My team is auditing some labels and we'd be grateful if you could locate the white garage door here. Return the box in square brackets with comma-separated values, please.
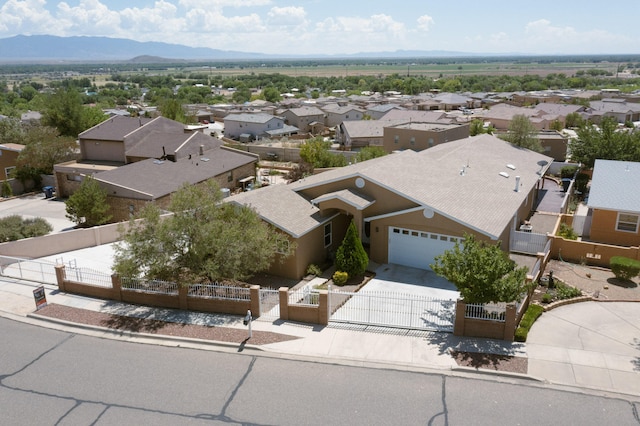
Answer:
[388, 227, 459, 270]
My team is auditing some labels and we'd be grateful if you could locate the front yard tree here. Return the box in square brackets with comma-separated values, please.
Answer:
[335, 221, 369, 277]
[113, 181, 293, 283]
[502, 114, 542, 152]
[65, 176, 112, 228]
[431, 234, 530, 303]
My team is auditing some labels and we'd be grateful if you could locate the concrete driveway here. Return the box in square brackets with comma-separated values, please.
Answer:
[364, 263, 460, 300]
[527, 301, 640, 396]
[0, 194, 75, 233]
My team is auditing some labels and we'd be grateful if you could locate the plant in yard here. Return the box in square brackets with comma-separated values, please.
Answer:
[431, 234, 531, 303]
[555, 282, 582, 300]
[306, 264, 322, 277]
[65, 176, 112, 227]
[541, 293, 553, 303]
[1, 180, 12, 198]
[332, 271, 348, 286]
[557, 223, 578, 240]
[335, 220, 369, 278]
[0, 215, 52, 242]
[610, 256, 640, 281]
[514, 304, 544, 342]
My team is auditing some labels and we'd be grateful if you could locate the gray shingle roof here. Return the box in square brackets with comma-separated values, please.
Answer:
[588, 159, 640, 212]
[79, 115, 154, 141]
[95, 147, 256, 199]
[233, 134, 552, 239]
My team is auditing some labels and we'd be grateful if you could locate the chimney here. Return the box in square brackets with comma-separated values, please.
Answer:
[515, 176, 520, 192]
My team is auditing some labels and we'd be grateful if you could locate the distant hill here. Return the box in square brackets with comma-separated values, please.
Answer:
[0, 35, 268, 62]
[0, 34, 484, 63]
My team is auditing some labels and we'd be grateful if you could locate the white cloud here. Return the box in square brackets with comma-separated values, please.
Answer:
[0, 0, 59, 34]
[178, 0, 271, 9]
[56, 0, 122, 36]
[267, 6, 306, 26]
[417, 15, 434, 32]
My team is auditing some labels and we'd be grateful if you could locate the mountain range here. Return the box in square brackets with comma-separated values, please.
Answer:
[0, 34, 478, 63]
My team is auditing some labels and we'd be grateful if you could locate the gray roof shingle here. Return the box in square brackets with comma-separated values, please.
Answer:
[588, 159, 640, 212]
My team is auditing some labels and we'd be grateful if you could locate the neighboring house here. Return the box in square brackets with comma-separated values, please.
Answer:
[477, 103, 554, 131]
[20, 110, 42, 124]
[382, 122, 470, 152]
[94, 145, 258, 221]
[537, 131, 568, 162]
[53, 116, 258, 220]
[321, 104, 365, 127]
[229, 134, 552, 279]
[223, 113, 296, 140]
[585, 159, 640, 247]
[587, 99, 640, 124]
[280, 106, 326, 134]
[336, 120, 398, 149]
[431, 93, 478, 111]
[0, 143, 25, 181]
[366, 104, 404, 120]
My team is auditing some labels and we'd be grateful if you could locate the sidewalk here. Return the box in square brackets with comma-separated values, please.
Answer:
[0, 276, 526, 374]
[2, 276, 639, 398]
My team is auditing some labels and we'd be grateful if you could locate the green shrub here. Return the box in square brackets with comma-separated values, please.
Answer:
[514, 304, 544, 342]
[0, 215, 53, 242]
[610, 256, 640, 281]
[541, 293, 552, 303]
[306, 264, 322, 276]
[332, 271, 348, 286]
[560, 165, 578, 178]
[557, 223, 578, 240]
[574, 173, 589, 195]
[335, 221, 369, 277]
[555, 282, 582, 300]
[1, 180, 12, 198]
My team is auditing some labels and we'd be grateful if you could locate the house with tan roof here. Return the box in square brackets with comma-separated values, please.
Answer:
[229, 134, 552, 279]
[280, 106, 326, 133]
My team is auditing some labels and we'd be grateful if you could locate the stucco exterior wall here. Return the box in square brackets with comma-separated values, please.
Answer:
[81, 139, 125, 162]
[589, 208, 640, 247]
[382, 124, 470, 152]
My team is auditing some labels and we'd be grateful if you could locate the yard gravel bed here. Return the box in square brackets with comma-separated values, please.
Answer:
[34, 304, 300, 346]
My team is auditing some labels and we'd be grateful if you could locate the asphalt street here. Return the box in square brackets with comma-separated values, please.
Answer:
[2, 317, 639, 425]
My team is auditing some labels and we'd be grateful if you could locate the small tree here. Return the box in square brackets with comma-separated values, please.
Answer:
[431, 234, 530, 303]
[501, 114, 542, 152]
[355, 146, 386, 162]
[335, 221, 369, 278]
[65, 176, 112, 227]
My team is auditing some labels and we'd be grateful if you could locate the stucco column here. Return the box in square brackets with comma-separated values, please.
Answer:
[503, 304, 517, 342]
[318, 290, 329, 325]
[250, 285, 261, 317]
[279, 287, 289, 321]
[111, 273, 122, 301]
[55, 264, 66, 291]
[453, 299, 466, 337]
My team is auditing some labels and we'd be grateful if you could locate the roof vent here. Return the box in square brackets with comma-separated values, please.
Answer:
[499, 172, 509, 178]
[200, 157, 210, 162]
[506, 164, 516, 170]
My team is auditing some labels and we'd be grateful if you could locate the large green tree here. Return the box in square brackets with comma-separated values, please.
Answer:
[431, 234, 530, 303]
[17, 125, 78, 174]
[572, 117, 640, 168]
[113, 181, 293, 283]
[501, 114, 542, 152]
[65, 176, 112, 228]
[299, 137, 347, 168]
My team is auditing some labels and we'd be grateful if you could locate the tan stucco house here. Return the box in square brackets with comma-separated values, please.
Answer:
[0, 143, 24, 181]
[585, 159, 640, 247]
[229, 134, 552, 279]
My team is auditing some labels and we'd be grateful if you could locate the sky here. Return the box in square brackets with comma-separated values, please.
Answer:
[1, 0, 639, 56]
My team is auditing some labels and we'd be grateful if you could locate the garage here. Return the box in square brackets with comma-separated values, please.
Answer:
[388, 227, 459, 270]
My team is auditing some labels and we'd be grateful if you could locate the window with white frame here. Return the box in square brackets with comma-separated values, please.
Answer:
[616, 212, 639, 233]
[4, 166, 15, 179]
[324, 222, 332, 247]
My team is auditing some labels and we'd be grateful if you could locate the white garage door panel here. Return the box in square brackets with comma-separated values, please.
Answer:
[388, 227, 457, 270]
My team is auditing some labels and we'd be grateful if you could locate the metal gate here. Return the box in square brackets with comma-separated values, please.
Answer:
[329, 290, 455, 332]
[258, 287, 280, 320]
[0, 255, 60, 285]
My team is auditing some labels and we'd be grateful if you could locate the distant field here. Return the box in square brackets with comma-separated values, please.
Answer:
[0, 58, 628, 87]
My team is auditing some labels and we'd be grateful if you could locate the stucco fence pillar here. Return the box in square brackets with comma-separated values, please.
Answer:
[454, 299, 518, 341]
